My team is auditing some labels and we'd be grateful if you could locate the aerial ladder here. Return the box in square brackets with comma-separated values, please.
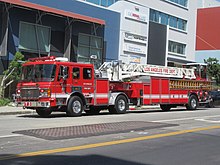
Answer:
[97, 61, 196, 81]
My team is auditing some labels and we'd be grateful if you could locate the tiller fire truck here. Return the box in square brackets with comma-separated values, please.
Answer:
[16, 56, 212, 117]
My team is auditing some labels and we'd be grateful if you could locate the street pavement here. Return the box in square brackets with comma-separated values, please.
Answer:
[0, 104, 160, 116]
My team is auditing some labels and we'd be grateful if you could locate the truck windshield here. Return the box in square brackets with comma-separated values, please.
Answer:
[21, 64, 56, 82]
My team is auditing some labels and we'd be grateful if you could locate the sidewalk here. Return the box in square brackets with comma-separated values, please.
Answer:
[0, 105, 35, 116]
[0, 104, 160, 116]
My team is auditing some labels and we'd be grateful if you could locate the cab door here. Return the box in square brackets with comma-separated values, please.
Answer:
[71, 66, 94, 105]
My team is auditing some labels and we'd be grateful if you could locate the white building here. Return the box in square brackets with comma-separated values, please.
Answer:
[79, 0, 198, 66]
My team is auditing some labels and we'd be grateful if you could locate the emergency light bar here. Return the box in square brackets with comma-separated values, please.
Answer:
[28, 56, 68, 62]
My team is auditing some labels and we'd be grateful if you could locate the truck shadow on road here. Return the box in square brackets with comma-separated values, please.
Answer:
[17, 107, 210, 119]
[0, 154, 154, 165]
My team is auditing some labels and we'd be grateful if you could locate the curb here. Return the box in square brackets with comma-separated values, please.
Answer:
[0, 105, 161, 116]
[0, 111, 36, 116]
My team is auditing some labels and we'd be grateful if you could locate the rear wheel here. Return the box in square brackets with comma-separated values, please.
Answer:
[36, 108, 53, 117]
[66, 96, 83, 117]
[109, 95, 128, 114]
[160, 104, 171, 111]
[186, 95, 198, 110]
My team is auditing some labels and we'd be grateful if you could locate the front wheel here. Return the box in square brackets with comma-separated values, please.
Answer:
[186, 95, 198, 110]
[36, 108, 53, 117]
[66, 96, 83, 117]
[109, 95, 128, 114]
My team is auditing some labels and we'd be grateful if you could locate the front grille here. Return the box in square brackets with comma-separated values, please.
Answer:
[21, 88, 40, 100]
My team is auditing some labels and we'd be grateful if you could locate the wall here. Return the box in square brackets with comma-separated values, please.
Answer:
[109, 0, 149, 64]
[0, 1, 105, 73]
[23, 0, 121, 61]
[195, 6, 220, 63]
[196, 7, 220, 50]
[129, 0, 197, 63]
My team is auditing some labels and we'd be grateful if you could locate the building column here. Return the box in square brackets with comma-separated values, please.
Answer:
[0, 4, 9, 57]
[64, 21, 72, 61]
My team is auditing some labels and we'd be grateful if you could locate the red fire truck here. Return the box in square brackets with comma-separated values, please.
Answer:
[16, 56, 212, 117]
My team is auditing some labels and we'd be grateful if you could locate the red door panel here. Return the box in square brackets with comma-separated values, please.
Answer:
[95, 79, 109, 105]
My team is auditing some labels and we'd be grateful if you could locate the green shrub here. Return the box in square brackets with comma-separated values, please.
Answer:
[0, 98, 11, 106]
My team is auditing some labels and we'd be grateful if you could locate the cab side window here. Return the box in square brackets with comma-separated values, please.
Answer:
[72, 67, 80, 79]
[58, 66, 69, 80]
[83, 68, 92, 79]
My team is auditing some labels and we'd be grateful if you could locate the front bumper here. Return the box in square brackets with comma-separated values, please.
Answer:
[199, 97, 213, 105]
[17, 101, 50, 108]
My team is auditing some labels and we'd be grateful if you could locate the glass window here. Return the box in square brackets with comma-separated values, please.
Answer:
[150, 10, 159, 22]
[85, 0, 118, 7]
[21, 64, 56, 82]
[19, 22, 51, 54]
[87, 0, 100, 5]
[101, 0, 107, 6]
[150, 9, 187, 31]
[83, 68, 92, 79]
[78, 33, 103, 68]
[160, 13, 168, 25]
[168, 41, 186, 55]
[35, 64, 56, 82]
[169, 16, 177, 28]
[166, 0, 188, 7]
[21, 65, 34, 82]
[58, 66, 69, 80]
[72, 68, 80, 79]
[78, 34, 90, 46]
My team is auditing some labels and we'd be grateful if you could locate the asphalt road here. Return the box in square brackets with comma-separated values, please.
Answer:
[1, 107, 220, 165]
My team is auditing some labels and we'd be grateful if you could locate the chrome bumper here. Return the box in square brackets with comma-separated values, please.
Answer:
[17, 101, 50, 108]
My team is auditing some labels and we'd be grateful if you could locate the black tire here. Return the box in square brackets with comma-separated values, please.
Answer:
[36, 108, 53, 117]
[109, 95, 128, 114]
[205, 101, 214, 108]
[160, 104, 171, 111]
[66, 96, 83, 117]
[186, 95, 198, 110]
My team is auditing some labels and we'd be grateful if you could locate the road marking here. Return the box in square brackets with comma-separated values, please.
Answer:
[0, 134, 22, 138]
[152, 115, 220, 123]
[195, 119, 220, 123]
[1, 125, 220, 161]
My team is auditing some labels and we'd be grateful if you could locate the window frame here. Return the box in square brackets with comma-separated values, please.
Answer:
[18, 21, 51, 55]
[150, 9, 187, 31]
[78, 33, 103, 68]
[72, 67, 80, 79]
[83, 68, 92, 79]
[168, 40, 186, 56]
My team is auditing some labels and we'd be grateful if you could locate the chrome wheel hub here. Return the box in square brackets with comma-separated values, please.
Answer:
[118, 99, 126, 111]
[191, 99, 197, 109]
[72, 100, 81, 113]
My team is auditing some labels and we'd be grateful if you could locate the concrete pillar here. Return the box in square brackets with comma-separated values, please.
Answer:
[0, 5, 9, 57]
[64, 23, 72, 61]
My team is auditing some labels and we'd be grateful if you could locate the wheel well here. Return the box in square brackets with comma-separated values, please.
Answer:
[67, 92, 86, 105]
[116, 93, 129, 103]
[189, 93, 198, 100]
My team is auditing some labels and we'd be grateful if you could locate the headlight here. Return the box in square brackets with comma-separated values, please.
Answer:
[16, 89, 21, 97]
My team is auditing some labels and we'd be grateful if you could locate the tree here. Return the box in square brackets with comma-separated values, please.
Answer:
[0, 52, 25, 98]
[204, 57, 220, 85]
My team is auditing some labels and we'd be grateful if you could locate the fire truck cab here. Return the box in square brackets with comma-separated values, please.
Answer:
[16, 56, 212, 117]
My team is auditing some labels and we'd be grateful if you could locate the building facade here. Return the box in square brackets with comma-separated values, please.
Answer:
[196, 4, 220, 63]
[81, 0, 198, 66]
[0, 0, 198, 75]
